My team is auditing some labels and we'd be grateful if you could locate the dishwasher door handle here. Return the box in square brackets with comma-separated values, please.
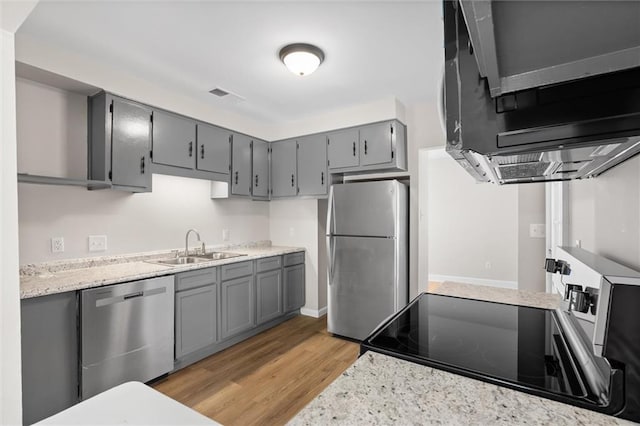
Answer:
[124, 291, 144, 300]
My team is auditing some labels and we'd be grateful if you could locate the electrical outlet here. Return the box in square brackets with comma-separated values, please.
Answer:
[89, 235, 107, 252]
[222, 229, 230, 241]
[485, 261, 491, 270]
[51, 237, 64, 253]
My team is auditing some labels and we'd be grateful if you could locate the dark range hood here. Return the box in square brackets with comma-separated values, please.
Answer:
[444, 1, 640, 184]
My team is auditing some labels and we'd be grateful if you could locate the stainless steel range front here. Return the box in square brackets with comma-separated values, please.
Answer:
[362, 247, 640, 422]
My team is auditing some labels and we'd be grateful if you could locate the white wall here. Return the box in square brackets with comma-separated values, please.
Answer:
[269, 199, 322, 315]
[426, 151, 519, 287]
[517, 184, 546, 292]
[16, 79, 270, 264]
[569, 156, 640, 270]
[2, 2, 38, 423]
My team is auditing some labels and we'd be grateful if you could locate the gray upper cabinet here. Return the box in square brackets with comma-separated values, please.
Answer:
[360, 122, 394, 166]
[327, 120, 406, 173]
[196, 124, 231, 175]
[231, 134, 252, 196]
[297, 134, 328, 197]
[89, 92, 152, 192]
[252, 139, 269, 200]
[327, 128, 359, 170]
[271, 139, 298, 198]
[152, 110, 196, 170]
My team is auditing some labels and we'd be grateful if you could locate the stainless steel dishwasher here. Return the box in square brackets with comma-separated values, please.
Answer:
[80, 275, 174, 399]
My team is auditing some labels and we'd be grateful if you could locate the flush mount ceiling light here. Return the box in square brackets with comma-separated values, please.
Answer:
[279, 43, 325, 76]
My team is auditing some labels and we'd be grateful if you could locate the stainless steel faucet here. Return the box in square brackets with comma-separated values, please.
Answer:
[185, 229, 202, 257]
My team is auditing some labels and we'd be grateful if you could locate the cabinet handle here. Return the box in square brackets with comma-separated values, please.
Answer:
[291, 174, 295, 187]
[235, 171, 239, 185]
[200, 144, 205, 159]
[188, 141, 193, 157]
[255, 174, 259, 187]
[321, 171, 324, 185]
[364, 140, 368, 155]
[352, 141, 356, 156]
[140, 156, 145, 174]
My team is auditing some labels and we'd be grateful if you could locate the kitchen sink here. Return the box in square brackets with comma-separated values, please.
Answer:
[149, 252, 246, 266]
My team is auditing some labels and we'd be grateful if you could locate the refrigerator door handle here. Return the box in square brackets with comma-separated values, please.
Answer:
[326, 236, 335, 283]
[327, 186, 335, 235]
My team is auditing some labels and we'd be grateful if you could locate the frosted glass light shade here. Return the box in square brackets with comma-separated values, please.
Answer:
[279, 44, 325, 76]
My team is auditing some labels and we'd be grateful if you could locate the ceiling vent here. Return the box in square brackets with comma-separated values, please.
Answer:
[209, 87, 229, 97]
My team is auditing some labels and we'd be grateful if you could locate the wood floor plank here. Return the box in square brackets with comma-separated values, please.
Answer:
[153, 315, 359, 425]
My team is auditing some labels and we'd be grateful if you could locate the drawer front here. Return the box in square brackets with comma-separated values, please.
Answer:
[175, 267, 217, 292]
[283, 252, 305, 267]
[256, 256, 282, 273]
[221, 260, 254, 281]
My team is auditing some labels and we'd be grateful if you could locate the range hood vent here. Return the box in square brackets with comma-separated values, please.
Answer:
[443, 0, 640, 185]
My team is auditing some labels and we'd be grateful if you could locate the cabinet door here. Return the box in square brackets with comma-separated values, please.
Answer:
[327, 128, 359, 170]
[360, 122, 393, 166]
[196, 124, 231, 174]
[22, 292, 79, 425]
[271, 139, 298, 197]
[284, 264, 305, 312]
[175, 284, 218, 359]
[231, 134, 252, 196]
[298, 134, 328, 196]
[221, 276, 255, 339]
[252, 139, 269, 199]
[111, 98, 152, 191]
[152, 110, 196, 169]
[256, 269, 283, 325]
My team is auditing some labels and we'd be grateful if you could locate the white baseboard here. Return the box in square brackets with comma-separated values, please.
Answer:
[300, 306, 327, 318]
[429, 274, 518, 290]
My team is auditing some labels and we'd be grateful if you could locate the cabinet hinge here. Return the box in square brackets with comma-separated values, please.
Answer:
[391, 150, 394, 159]
[109, 102, 113, 114]
[150, 150, 153, 160]
[327, 160, 330, 167]
[150, 113, 153, 123]
[390, 124, 394, 134]
[229, 135, 233, 143]
[296, 142, 299, 149]
[108, 170, 112, 180]
[229, 164, 232, 172]
[327, 138, 330, 145]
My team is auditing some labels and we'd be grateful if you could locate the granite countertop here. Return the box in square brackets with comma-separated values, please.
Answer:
[290, 282, 628, 425]
[20, 241, 305, 299]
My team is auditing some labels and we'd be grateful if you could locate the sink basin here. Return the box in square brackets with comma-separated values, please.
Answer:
[195, 252, 246, 260]
[149, 252, 246, 266]
[152, 256, 211, 265]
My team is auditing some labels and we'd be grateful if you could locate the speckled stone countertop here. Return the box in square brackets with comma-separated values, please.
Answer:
[290, 282, 629, 425]
[20, 241, 304, 299]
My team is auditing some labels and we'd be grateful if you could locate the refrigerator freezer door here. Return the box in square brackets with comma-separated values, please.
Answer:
[329, 180, 400, 238]
[328, 235, 398, 340]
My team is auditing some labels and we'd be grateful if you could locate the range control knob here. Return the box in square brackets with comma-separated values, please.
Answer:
[569, 290, 591, 314]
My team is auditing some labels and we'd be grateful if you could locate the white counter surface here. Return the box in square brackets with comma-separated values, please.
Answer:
[21, 242, 304, 299]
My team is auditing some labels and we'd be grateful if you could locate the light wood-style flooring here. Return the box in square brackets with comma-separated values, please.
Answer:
[153, 315, 359, 426]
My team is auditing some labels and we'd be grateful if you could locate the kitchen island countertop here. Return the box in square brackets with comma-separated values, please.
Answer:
[289, 282, 629, 425]
[20, 242, 304, 299]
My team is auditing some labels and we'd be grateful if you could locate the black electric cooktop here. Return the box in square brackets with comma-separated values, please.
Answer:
[361, 293, 600, 405]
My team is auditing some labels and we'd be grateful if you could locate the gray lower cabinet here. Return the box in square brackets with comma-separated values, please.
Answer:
[196, 123, 231, 175]
[89, 92, 152, 192]
[21, 292, 79, 425]
[175, 268, 218, 360]
[284, 254, 306, 312]
[221, 275, 255, 339]
[256, 268, 283, 325]
[152, 110, 197, 170]
[231, 134, 252, 196]
[271, 138, 298, 198]
[252, 139, 270, 200]
[297, 134, 328, 197]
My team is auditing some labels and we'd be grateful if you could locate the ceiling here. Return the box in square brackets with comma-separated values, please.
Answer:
[17, 1, 444, 125]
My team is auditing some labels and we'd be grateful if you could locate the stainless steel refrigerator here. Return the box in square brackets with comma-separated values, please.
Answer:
[326, 180, 408, 340]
